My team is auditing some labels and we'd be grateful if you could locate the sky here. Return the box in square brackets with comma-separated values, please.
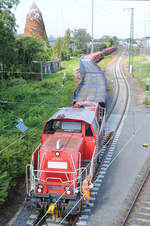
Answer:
[14, 0, 150, 39]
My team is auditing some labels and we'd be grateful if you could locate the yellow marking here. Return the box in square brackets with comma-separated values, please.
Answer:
[143, 143, 148, 147]
[47, 203, 59, 219]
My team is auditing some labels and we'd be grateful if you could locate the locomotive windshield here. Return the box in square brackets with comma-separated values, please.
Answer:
[44, 120, 82, 134]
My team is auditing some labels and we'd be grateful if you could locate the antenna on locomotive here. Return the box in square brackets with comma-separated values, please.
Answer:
[56, 139, 62, 149]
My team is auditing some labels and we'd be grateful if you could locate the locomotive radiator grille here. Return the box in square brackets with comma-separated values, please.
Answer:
[47, 185, 61, 190]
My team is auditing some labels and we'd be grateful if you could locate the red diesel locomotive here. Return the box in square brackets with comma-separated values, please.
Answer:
[26, 101, 105, 216]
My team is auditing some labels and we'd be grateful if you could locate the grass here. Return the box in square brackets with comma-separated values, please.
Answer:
[133, 55, 150, 104]
[0, 56, 80, 204]
[98, 55, 113, 69]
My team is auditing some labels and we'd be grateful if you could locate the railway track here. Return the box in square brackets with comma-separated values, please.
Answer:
[27, 53, 130, 226]
[121, 169, 150, 226]
[76, 53, 130, 226]
[11, 52, 130, 226]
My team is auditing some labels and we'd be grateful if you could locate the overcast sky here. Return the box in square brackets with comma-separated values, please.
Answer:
[14, 0, 150, 39]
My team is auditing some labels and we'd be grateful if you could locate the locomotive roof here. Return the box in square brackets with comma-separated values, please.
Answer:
[49, 107, 95, 124]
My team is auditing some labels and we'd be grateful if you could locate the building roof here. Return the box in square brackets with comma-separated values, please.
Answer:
[49, 107, 95, 124]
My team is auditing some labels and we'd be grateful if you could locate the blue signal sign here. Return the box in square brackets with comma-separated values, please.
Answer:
[16, 123, 27, 132]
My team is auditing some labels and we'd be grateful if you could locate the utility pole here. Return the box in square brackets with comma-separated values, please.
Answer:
[91, 0, 94, 53]
[124, 8, 134, 73]
[144, 20, 150, 55]
[129, 8, 134, 73]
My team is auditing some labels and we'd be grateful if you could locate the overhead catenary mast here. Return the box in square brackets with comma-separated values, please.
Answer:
[124, 7, 134, 73]
[130, 8, 134, 74]
[91, 0, 94, 53]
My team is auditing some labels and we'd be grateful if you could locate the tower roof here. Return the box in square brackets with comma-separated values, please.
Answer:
[28, 2, 41, 15]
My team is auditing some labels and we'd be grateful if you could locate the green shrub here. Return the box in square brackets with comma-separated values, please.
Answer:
[0, 172, 9, 205]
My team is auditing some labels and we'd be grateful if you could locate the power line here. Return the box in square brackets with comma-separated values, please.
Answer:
[0, 99, 61, 105]
[0, 87, 65, 152]
[0, 70, 44, 75]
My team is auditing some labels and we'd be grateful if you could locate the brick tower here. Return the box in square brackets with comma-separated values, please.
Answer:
[24, 2, 48, 41]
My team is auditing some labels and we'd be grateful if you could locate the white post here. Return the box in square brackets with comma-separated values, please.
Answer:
[40, 61, 43, 81]
[129, 64, 133, 74]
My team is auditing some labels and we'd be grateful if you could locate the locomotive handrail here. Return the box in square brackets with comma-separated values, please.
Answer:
[27, 165, 88, 186]
[39, 152, 46, 170]
[65, 173, 70, 183]
[33, 169, 86, 185]
[31, 144, 41, 166]
[89, 146, 96, 178]
[26, 164, 36, 196]
[70, 154, 77, 176]
[99, 110, 106, 135]
[32, 167, 86, 176]
[26, 164, 30, 195]
[46, 177, 66, 184]
[27, 151, 89, 196]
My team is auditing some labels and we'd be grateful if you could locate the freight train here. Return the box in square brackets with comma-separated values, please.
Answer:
[86, 45, 117, 62]
[26, 47, 114, 219]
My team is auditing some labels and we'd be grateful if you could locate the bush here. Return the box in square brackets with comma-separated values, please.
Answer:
[0, 172, 9, 205]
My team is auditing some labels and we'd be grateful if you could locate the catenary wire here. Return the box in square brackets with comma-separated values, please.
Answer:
[0, 87, 64, 152]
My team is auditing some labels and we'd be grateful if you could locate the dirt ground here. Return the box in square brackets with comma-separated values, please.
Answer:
[0, 181, 25, 226]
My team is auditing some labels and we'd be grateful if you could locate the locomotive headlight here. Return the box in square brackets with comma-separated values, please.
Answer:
[66, 190, 71, 195]
[65, 186, 71, 195]
[37, 184, 43, 193]
[37, 188, 42, 193]
[55, 151, 60, 157]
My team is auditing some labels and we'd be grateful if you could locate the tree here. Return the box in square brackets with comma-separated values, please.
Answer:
[64, 28, 71, 50]
[100, 35, 113, 47]
[14, 37, 51, 79]
[16, 37, 48, 64]
[0, 0, 19, 79]
[72, 29, 91, 52]
[112, 36, 118, 45]
[53, 38, 64, 58]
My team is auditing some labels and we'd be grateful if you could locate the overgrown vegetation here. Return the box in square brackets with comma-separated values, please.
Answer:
[98, 55, 113, 69]
[133, 55, 150, 104]
[0, 56, 80, 205]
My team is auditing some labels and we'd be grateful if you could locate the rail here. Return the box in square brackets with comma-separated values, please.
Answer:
[121, 168, 150, 226]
